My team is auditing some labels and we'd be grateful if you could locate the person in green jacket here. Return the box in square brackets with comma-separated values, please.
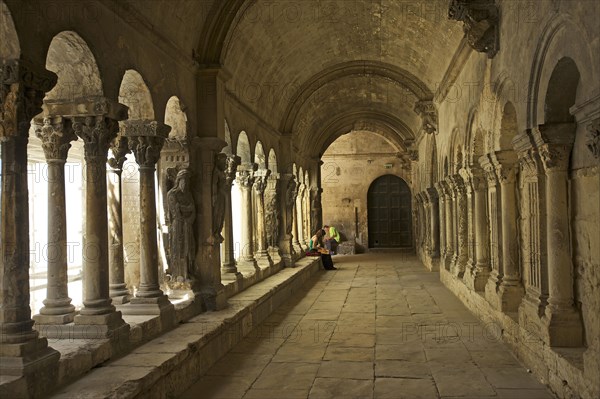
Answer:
[323, 225, 340, 254]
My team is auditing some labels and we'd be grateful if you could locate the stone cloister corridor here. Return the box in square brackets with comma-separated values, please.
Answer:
[1, 1, 599, 398]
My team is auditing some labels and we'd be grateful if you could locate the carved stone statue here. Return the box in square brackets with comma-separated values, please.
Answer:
[167, 169, 196, 282]
[310, 188, 322, 235]
[265, 187, 279, 247]
[211, 153, 228, 242]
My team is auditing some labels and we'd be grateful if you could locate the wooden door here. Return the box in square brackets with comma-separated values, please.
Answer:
[368, 175, 412, 248]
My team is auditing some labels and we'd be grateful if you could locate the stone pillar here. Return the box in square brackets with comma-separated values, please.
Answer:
[450, 174, 468, 277]
[0, 59, 60, 386]
[435, 182, 447, 260]
[293, 183, 305, 254]
[539, 143, 583, 346]
[279, 174, 297, 266]
[441, 180, 454, 271]
[253, 169, 273, 268]
[426, 187, 440, 259]
[121, 121, 174, 317]
[266, 173, 282, 264]
[107, 135, 131, 304]
[237, 164, 259, 272]
[69, 102, 129, 337]
[31, 116, 77, 324]
[480, 153, 503, 305]
[221, 155, 241, 278]
[470, 172, 490, 292]
[303, 186, 311, 246]
[493, 152, 524, 312]
[310, 186, 323, 238]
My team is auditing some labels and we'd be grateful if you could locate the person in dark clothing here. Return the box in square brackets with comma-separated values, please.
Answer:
[309, 229, 337, 270]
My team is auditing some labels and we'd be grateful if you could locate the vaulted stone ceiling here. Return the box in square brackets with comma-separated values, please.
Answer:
[120, 0, 464, 156]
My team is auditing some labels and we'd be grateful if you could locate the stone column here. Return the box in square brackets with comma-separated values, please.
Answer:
[265, 174, 282, 264]
[310, 186, 323, 238]
[435, 182, 446, 260]
[539, 143, 583, 346]
[426, 187, 440, 259]
[122, 122, 174, 317]
[237, 164, 259, 272]
[221, 155, 241, 278]
[480, 153, 503, 305]
[303, 186, 311, 246]
[279, 174, 297, 266]
[107, 135, 131, 304]
[493, 152, 524, 312]
[253, 169, 273, 268]
[292, 183, 304, 254]
[70, 104, 128, 337]
[31, 116, 77, 324]
[452, 174, 468, 278]
[0, 59, 60, 384]
[441, 180, 454, 271]
[470, 172, 490, 292]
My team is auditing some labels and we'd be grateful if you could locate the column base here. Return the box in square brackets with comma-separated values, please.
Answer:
[292, 241, 303, 255]
[237, 258, 259, 275]
[255, 252, 273, 269]
[193, 286, 227, 312]
[498, 280, 524, 313]
[221, 261, 239, 275]
[110, 294, 131, 305]
[484, 271, 502, 310]
[35, 311, 130, 339]
[464, 264, 490, 292]
[220, 270, 243, 282]
[443, 252, 453, 271]
[542, 305, 584, 347]
[268, 247, 282, 264]
[110, 285, 131, 304]
[120, 295, 174, 316]
[33, 310, 76, 325]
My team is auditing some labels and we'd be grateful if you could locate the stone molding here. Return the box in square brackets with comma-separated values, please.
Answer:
[414, 100, 438, 134]
[586, 118, 599, 159]
[44, 96, 128, 121]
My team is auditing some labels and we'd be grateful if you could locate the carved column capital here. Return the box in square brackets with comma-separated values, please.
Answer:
[586, 118, 600, 159]
[518, 148, 542, 176]
[492, 159, 518, 185]
[539, 143, 571, 172]
[128, 135, 165, 168]
[33, 116, 77, 161]
[413, 100, 438, 134]
[224, 154, 241, 187]
[108, 135, 130, 171]
[448, 0, 499, 58]
[253, 170, 271, 195]
[72, 116, 119, 160]
[425, 187, 439, 202]
[236, 168, 256, 189]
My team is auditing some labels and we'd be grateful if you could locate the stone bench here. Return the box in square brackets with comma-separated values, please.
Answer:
[336, 240, 356, 255]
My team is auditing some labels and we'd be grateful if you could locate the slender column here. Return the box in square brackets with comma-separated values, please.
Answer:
[221, 155, 241, 276]
[426, 188, 440, 258]
[31, 116, 77, 324]
[1, 60, 60, 381]
[441, 180, 454, 271]
[253, 170, 273, 268]
[470, 172, 490, 291]
[71, 112, 128, 335]
[539, 143, 583, 346]
[237, 165, 259, 271]
[279, 174, 297, 266]
[292, 183, 303, 255]
[435, 182, 446, 260]
[494, 152, 524, 312]
[451, 174, 468, 277]
[266, 174, 282, 263]
[303, 186, 311, 246]
[107, 135, 131, 304]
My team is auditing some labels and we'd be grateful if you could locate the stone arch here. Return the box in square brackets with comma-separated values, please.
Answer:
[545, 58, 580, 126]
[254, 141, 266, 169]
[268, 149, 278, 175]
[236, 131, 251, 164]
[0, 0, 19, 59]
[298, 167, 304, 184]
[528, 14, 597, 128]
[119, 69, 154, 120]
[45, 31, 103, 101]
[498, 102, 519, 151]
[165, 96, 188, 140]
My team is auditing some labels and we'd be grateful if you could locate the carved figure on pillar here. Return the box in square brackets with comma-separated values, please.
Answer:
[265, 187, 280, 248]
[310, 188, 323, 236]
[167, 169, 196, 282]
[211, 153, 228, 242]
[448, 0, 499, 58]
[285, 177, 298, 236]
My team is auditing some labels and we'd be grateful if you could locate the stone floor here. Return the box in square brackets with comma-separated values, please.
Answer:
[180, 253, 555, 399]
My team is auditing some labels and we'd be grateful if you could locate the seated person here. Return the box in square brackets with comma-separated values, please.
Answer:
[323, 225, 340, 254]
[309, 229, 337, 270]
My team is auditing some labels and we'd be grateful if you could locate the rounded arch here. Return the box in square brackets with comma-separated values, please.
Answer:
[1, 0, 19, 59]
[268, 149, 278, 174]
[119, 69, 154, 120]
[304, 170, 310, 187]
[367, 174, 413, 248]
[236, 131, 251, 164]
[45, 31, 102, 101]
[545, 58, 580, 125]
[498, 102, 519, 151]
[165, 96, 188, 139]
[528, 14, 597, 128]
[222, 119, 233, 155]
[297, 166, 304, 184]
[254, 141, 266, 169]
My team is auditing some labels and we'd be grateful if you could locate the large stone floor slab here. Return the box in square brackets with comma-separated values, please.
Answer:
[179, 253, 556, 399]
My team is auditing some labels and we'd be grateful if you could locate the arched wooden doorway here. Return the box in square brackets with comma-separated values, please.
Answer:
[367, 175, 412, 248]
